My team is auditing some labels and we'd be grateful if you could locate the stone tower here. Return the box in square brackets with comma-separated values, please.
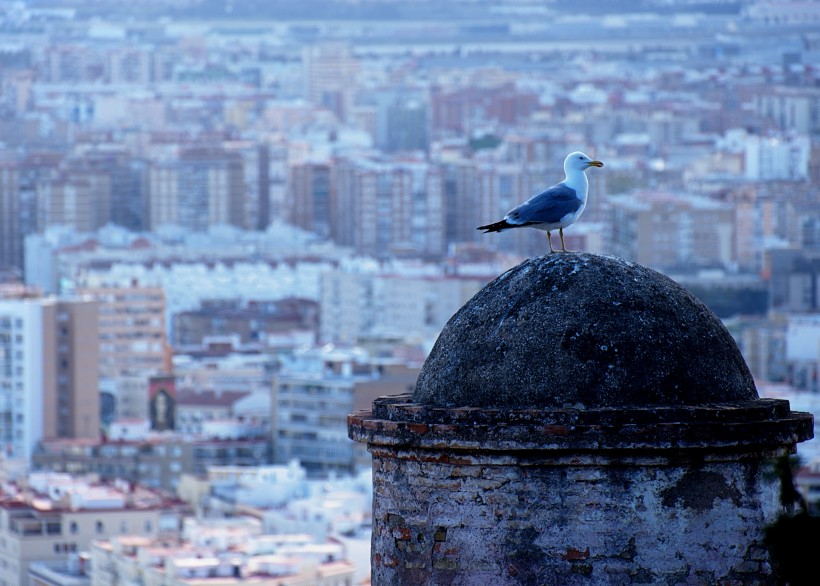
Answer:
[349, 253, 813, 585]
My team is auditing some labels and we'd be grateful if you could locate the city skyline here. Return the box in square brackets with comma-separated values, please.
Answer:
[1, 0, 819, 583]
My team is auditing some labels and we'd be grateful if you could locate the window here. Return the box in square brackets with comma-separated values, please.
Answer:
[70, 522, 78, 534]
[95, 521, 104, 534]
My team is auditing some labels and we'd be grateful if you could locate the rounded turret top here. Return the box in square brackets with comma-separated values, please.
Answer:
[414, 253, 757, 409]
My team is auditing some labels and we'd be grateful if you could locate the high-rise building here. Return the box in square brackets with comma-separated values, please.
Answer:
[332, 157, 444, 258]
[0, 162, 20, 272]
[18, 152, 62, 275]
[769, 248, 820, 313]
[373, 88, 429, 152]
[43, 45, 103, 84]
[224, 141, 271, 231]
[430, 84, 539, 138]
[441, 159, 481, 246]
[106, 46, 153, 84]
[81, 151, 148, 232]
[609, 190, 736, 271]
[272, 348, 419, 474]
[148, 147, 244, 231]
[303, 43, 359, 121]
[36, 164, 112, 233]
[0, 290, 99, 461]
[287, 161, 333, 238]
[77, 284, 168, 380]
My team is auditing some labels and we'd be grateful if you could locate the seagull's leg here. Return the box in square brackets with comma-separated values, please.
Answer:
[546, 231, 555, 254]
[559, 227, 567, 252]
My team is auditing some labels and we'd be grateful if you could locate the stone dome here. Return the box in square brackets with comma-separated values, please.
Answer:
[414, 253, 758, 408]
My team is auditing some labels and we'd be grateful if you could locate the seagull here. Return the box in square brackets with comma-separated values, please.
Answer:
[477, 151, 604, 253]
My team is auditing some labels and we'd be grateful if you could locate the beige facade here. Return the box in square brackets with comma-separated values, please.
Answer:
[51, 299, 100, 440]
[609, 190, 736, 271]
[0, 292, 99, 461]
[147, 149, 245, 231]
[91, 531, 354, 586]
[78, 285, 168, 380]
[0, 476, 185, 586]
[36, 170, 112, 233]
[303, 42, 359, 121]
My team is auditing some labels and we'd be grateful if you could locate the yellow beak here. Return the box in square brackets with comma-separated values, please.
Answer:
[587, 160, 604, 168]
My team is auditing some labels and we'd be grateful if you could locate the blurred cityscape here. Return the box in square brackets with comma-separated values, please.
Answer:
[0, 0, 819, 584]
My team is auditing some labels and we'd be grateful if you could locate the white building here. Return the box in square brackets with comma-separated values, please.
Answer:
[90, 523, 354, 586]
[785, 314, 820, 391]
[24, 224, 350, 339]
[273, 346, 419, 473]
[319, 262, 492, 344]
[744, 134, 810, 181]
[0, 297, 47, 461]
[1, 472, 185, 586]
[0, 291, 99, 461]
[208, 460, 308, 510]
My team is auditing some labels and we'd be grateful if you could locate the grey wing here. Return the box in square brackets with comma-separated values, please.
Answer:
[505, 184, 580, 225]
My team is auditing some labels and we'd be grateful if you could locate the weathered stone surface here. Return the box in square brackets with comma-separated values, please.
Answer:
[349, 394, 813, 453]
[414, 253, 757, 408]
[370, 450, 783, 586]
[350, 253, 815, 586]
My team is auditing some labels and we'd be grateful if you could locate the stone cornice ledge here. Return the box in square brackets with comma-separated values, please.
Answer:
[349, 394, 814, 457]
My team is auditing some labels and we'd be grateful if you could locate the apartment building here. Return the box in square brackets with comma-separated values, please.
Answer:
[77, 284, 168, 380]
[91, 524, 353, 586]
[303, 42, 359, 121]
[147, 147, 244, 231]
[332, 157, 445, 258]
[0, 289, 99, 461]
[287, 160, 333, 238]
[609, 190, 735, 272]
[172, 298, 318, 349]
[32, 436, 270, 492]
[0, 472, 187, 586]
[176, 389, 250, 436]
[319, 269, 489, 345]
[36, 165, 112, 233]
[0, 163, 21, 272]
[272, 347, 419, 473]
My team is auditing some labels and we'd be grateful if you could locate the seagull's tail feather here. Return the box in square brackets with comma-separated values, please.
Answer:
[478, 219, 514, 233]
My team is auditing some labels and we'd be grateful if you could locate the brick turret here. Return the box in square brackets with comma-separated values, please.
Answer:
[349, 253, 813, 585]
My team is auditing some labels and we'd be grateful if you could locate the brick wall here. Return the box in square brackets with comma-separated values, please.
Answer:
[370, 448, 779, 586]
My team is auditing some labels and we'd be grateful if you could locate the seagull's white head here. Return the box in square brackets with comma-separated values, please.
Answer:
[564, 151, 604, 174]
